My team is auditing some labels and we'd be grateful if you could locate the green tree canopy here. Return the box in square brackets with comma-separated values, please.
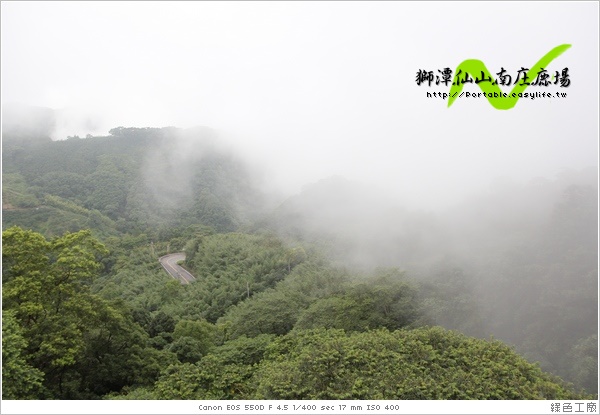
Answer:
[2, 227, 171, 398]
[254, 327, 587, 400]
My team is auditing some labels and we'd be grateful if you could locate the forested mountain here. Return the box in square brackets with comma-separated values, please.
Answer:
[2, 123, 597, 399]
[2, 125, 264, 237]
[260, 169, 599, 394]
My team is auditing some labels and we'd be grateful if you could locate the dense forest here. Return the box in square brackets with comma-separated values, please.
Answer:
[2, 120, 597, 399]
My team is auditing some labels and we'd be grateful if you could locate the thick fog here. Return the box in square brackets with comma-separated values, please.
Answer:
[2, 2, 598, 211]
[1, 1, 598, 287]
[2, 2, 598, 399]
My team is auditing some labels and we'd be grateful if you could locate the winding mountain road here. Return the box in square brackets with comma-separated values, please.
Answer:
[159, 253, 196, 284]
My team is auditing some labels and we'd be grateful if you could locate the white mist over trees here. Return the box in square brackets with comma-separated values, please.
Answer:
[2, 0, 598, 402]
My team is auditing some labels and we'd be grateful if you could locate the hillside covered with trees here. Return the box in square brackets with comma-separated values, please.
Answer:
[2, 123, 597, 399]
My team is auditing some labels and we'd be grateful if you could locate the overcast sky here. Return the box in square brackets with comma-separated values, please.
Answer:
[2, 1, 598, 208]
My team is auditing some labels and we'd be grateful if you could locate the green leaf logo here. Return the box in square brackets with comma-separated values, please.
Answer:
[448, 44, 571, 110]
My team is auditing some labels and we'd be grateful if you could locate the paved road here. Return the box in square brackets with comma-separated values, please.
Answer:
[159, 253, 196, 284]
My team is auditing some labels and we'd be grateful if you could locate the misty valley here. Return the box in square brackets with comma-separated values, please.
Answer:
[2, 122, 597, 400]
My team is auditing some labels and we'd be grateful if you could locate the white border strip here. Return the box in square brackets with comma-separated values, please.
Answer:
[2, 400, 599, 415]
